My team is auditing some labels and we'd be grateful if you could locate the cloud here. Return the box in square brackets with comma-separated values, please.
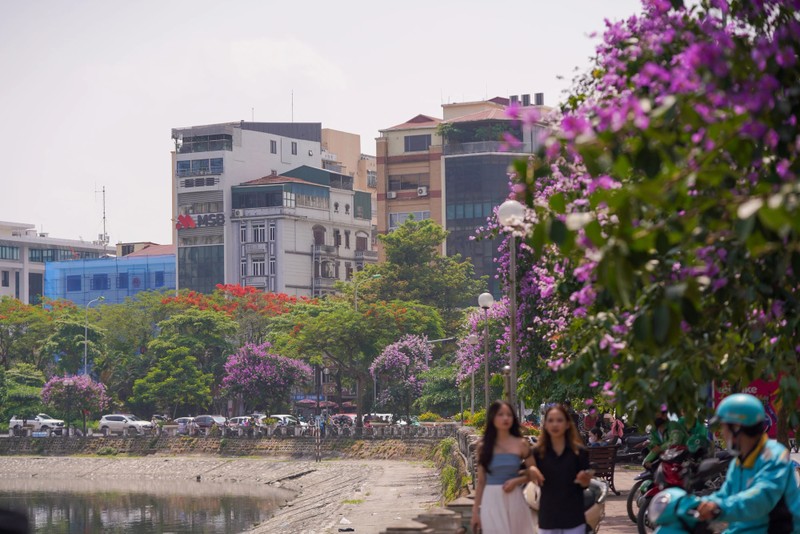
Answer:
[230, 38, 347, 90]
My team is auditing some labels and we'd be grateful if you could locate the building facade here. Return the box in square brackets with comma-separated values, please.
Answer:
[232, 167, 376, 297]
[377, 95, 550, 296]
[0, 221, 111, 304]
[171, 121, 376, 296]
[43, 254, 176, 306]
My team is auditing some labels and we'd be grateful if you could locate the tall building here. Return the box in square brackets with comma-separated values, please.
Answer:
[377, 94, 550, 296]
[0, 221, 111, 304]
[171, 121, 376, 296]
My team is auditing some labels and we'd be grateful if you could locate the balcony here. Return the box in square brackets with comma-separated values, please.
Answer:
[313, 277, 337, 289]
[443, 141, 539, 156]
[354, 250, 378, 262]
[244, 243, 269, 254]
[244, 276, 267, 286]
[312, 244, 338, 255]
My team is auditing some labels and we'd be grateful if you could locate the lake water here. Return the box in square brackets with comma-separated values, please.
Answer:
[0, 485, 287, 533]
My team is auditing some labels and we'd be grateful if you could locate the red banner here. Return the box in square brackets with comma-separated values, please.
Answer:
[714, 379, 780, 438]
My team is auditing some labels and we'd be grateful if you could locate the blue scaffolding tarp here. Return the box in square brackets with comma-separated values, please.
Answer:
[44, 254, 176, 306]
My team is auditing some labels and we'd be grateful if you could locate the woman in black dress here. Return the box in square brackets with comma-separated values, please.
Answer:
[528, 404, 593, 534]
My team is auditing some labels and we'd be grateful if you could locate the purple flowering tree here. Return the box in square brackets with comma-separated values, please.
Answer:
[370, 335, 431, 418]
[495, 0, 800, 432]
[42, 375, 110, 433]
[221, 342, 312, 413]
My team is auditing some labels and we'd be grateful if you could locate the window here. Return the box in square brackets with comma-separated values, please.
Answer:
[178, 134, 233, 153]
[388, 173, 430, 191]
[333, 229, 341, 247]
[345, 262, 352, 280]
[345, 204, 350, 215]
[155, 271, 165, 288]
[291, 141, 298, 155]
[269, 259, 276, 276]
[404, 134, 432, 152]
[367, 171, 377, 188]
[2, 271, 9, 287]
[252, 257, 265, 276]
[388, 211, 431, 230]
[118, 273, 128, 289]
[240, 224, 247, 243]
[270, 140, 277, 154]
[241, 259, 247, 277]
[210, 158, 223, 174]
[344, 231, 350, 249]
[0, 246, 19, 260]
[269, 223, 276, 242]
[334, 202, 339, 213]
[356, 234, 368, 251]
[90, 274, 110, 290]
[253, 223, 266, 242]
[177, 161, 191, 177]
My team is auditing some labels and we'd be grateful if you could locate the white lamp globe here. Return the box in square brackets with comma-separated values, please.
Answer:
[478, 292, 495, 310]
[497, 199, 526, 226]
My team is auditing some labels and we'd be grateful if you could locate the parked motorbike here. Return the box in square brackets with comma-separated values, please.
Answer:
[524, 478, 608, 534]
[627, 457, 661, 523]
[646, 487, 721, 533]
[637, 448, 732, 533]
[617, 433, 650, 462]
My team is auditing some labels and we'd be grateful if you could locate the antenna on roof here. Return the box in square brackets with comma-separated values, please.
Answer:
[252, 107, 255, 122]
[95, 185, 109, 246]
[291, 90, 294, 123]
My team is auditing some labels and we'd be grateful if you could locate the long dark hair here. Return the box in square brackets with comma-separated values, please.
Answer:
[478, 400, 522, 473]
[536, 404, 584, 459]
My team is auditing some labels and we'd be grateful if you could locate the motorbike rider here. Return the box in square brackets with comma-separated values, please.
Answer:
[697, 393, 800, 533]
[642, 415, 676, 468]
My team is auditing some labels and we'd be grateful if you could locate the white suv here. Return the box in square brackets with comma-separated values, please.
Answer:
[99, 414, 153, 435]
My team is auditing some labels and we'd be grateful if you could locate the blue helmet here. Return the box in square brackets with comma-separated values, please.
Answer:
[714, 393, 765, 426]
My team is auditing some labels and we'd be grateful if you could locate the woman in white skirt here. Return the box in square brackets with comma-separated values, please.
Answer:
[471, 400, 537, 534]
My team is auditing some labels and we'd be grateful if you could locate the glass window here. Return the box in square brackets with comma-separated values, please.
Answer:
[252, 257, 265, 276]
[270, 140, 277, 154]
[253, 223, 266, 242]
[210, 158, 223, 174]
[1, 271, 8, 287]
[118, 273, 128, 289]
[404, 134, 431, 152]
[178, 245, 224, 294]
[240, 260, 247, 277]
[155, 271, 165, 287]
[91, 274, 109, 290]
[0, 246, 19, 260]
[191, 159, 210, 175]
[177, 161, 191, 177]
[240, 224, 247, 243]
[269, 259, 276, 275]
[269, 223, 276, 242]
[291, 142, 298, 155]
[344, 230, 350, 249]
[465, 203, 474, 219]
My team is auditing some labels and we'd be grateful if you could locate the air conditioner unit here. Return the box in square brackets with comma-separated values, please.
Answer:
[386, 191, 397, 199]
[233, 209, 244, 217]
[417, 186, 428, 197]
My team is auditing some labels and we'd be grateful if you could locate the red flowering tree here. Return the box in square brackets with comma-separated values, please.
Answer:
[221, 342, 312, 413]
[494, 0, 800, 430]
[370, 334, 431, 418]
[42, 375, 110, 433]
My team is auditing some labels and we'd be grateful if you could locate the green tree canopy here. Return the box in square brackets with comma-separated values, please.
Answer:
[131, 347, 213, 417]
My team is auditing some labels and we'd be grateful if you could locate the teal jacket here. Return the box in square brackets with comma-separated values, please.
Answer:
[706, 436, 800, 533]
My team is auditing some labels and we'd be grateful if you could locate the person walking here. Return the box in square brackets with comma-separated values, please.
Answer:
[470, 400, 537, 534]
[528, 404, 593, 534]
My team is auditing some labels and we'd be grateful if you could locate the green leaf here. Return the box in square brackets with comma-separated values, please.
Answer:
[549, 193, 567, 214]
[585, 220, 604, 247]
[633, 313, 650, 342]
[757, 207, 790, 233]
[653, 303, 670, 344]
[549, 219, 568, 245]
[680, 297, 700, 326]
[735, 215, 756, 241]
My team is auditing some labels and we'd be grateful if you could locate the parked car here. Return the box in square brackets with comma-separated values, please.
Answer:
[9, 414, 65, 435]
[193, 415, 227, 434]
[98, 414, 153, 435]
[271, 414, 305, 427]
[174, 416, 194, 435]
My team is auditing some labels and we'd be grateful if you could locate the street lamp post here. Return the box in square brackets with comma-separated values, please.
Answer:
[84, 296, 105, 376]
[63, 378, 74, 437]
[467, 334, 479, 414]
[497, 199, 525, 416]
[478, 292, 495, 410]
[353, 274, 381, 312]
[502, 365, 511, 402]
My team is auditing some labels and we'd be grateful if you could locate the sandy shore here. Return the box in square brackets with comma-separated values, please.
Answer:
[0, 456, 440, 534]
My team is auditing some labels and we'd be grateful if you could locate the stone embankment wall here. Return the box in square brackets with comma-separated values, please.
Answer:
[0, 434, 453, 459]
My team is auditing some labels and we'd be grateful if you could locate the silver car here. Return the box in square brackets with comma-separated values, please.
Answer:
[99, 414, 153, 435]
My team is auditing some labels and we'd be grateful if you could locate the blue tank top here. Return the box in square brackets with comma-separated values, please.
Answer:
[486, 453, 522, 485]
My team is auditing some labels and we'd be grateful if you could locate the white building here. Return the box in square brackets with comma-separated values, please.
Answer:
[171, 121, 376, 296]
[0, 221, 112, 304]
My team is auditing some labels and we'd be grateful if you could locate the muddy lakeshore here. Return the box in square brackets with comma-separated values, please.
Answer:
[0, 456, 440, 534]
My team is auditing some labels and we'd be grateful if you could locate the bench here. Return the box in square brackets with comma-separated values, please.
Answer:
[588, 444, 620, 495]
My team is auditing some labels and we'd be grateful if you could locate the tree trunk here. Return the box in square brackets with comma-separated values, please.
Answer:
[355, 374, 365, 428]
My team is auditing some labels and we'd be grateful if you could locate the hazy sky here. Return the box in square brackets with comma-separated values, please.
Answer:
[0, 1, 642, 246]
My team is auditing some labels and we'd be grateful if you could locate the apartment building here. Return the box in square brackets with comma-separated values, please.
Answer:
[171, 121, 376, 296]
[377, 94, 550, 296]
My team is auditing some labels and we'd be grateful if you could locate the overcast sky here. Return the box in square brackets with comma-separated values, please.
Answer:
[0, 0, 642, 246]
